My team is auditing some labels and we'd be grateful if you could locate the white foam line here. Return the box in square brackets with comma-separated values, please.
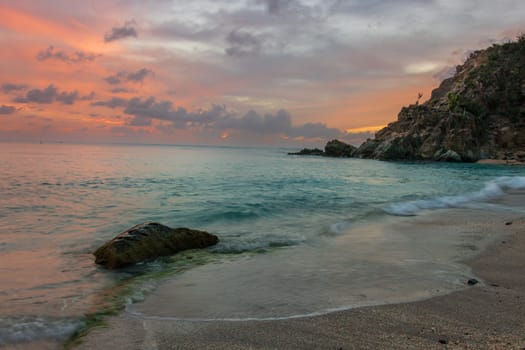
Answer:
[123, 282, 477, 323]
[384, 176, 525, 216]
[124, 302, 380, 322]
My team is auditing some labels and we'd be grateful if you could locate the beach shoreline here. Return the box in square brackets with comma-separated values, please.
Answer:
[72, 192, 525, 350]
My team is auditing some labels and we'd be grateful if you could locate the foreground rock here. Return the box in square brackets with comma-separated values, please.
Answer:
[94, 222, 219, 269]
[352, 36, 525, 162]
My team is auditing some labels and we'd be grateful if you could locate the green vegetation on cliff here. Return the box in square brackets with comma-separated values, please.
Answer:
[353, 35, 525, 162]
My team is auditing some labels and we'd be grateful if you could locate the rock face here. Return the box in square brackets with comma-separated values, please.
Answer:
[94, 222, 219, 269]
[353, 36, 525, 162]
[288, 140, 356, 158]
[324, 139, 357, 157]
[288, 148, 324, 156]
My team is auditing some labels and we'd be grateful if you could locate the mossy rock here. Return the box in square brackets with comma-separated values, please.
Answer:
[94, 222, 219, 269]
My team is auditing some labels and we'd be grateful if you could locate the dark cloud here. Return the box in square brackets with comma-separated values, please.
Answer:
[225, 29, 265, 56]
[123, 97, 192, 127]
[257, 0, 293, 14]
[82, 92, 96, 101]
[36, 46, 99, 63]
[91, 95, 344, 139]
[14, 85, 57, 104]
[56, 91, 79, 105]
[110, 97, 232, 128]
[127, 68, 154, 82]
[104, 20, 138, 42]
[110, 87, 136, 93]
[215, 109, 290, 133]
[91, 97, 129, 108]
[14, 85, 94, 105]
[0, 105, 17, 115]
[105, 75, 122, 85]
[289, 122, 341, 139]
[214, 110, 342, 139]
[127, 115, 154, 126]
[149, 20, 220, 42]
[2, 83, 28, 93]
[104, 68, 154, 85]
[330, 0, 436, 15]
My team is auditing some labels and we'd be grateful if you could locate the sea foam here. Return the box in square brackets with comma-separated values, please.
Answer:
[384, 176, 525, 216]
[0, 317, 82, 346]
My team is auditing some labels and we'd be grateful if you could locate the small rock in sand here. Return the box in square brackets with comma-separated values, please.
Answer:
[467, 278, 479, 286]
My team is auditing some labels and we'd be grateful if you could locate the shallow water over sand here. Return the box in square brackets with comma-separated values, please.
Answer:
[128, 204, 521, 320]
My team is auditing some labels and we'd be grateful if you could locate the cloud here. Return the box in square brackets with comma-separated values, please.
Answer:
[225, 29, 265, 57]
[2, 83, 28, 93]
[105, 75, 121, 85]
[91, 97, 129, 108]
[14, 85, 57, 104]
[289, 122, 341, 139]
[215, 109, 291, 134]
[104, 20, 138, 42]
[55, 90, 79, 105]
[14, 85, 94, 105]
[0, 105, 17, 115]
[111, 87, 136, 93]
[330, 0, 436, 16]
[104, 68, 154, 85]
[256, 0, 294, 15]
[258, 0, 287, 14]
[36, 46, 99, 63]
[127, 68, 154, 82]
[91, 95, 344, 139]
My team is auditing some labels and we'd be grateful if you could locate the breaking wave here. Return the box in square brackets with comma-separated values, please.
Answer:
[384, 176, 525, 216]
[0, 317, 82, 346]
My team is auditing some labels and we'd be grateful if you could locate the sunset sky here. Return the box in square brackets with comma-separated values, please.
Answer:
[0, 0, 523, 146]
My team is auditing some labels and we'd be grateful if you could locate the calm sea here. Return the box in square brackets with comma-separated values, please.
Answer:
[1, 142, 525, 346]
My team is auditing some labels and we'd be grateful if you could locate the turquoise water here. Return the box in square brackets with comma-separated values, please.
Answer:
[1, 142, 525, 345]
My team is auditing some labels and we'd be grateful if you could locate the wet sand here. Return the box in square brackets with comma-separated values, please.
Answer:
[75, 194, 525, 350]
[476, 159, 525, 166]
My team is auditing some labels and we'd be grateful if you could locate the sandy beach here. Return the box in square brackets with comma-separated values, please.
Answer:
[71, 192, 525, 350]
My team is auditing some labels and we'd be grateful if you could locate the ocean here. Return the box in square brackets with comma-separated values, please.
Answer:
[1, 142, 525, 347]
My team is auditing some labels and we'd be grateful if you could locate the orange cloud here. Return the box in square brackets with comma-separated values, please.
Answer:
[346, 125, 386, 134]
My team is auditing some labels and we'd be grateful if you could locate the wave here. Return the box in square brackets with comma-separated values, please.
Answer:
[0, 316, 82, 346]
[210, 236, 303, 254]
[384, 176, 525, 216]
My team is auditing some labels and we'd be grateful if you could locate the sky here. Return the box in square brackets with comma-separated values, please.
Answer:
[0, 0, 523, 147]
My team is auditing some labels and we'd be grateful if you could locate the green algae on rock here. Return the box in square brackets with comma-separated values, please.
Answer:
[93, 222, 219, 269]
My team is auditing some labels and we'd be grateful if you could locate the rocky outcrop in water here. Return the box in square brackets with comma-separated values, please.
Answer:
[324, 139, 356, 157]
[288, 140, 356, 158]
[352, 36, 525, 162]
[288, 148, 324, 156]
[93, 222, 219, 269]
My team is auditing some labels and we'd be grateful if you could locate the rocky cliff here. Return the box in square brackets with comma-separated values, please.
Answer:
[354, 35, 525, 162]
